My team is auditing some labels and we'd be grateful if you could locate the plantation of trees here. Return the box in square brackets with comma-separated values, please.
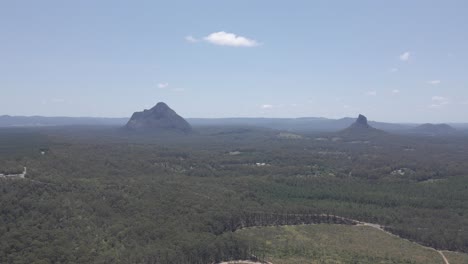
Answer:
[1, 126, 468, 263]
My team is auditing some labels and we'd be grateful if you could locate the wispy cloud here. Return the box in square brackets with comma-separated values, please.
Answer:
[399, 51, 410, 61]
[158, 83, 169, 89]
[158, 83, 184, 92]
[41, 98, 66, 105]
[392, 89, 400, 94]
[203, 31, 259, 47]
[261, 104, 273, 109]
[185, 35, 199, 43]
[187, 31, 260, 47]
[427, 80, 441, 85]
[389, 68, 399, 73]
[365, 91, 377, 96]
[430, 96, 450, 108]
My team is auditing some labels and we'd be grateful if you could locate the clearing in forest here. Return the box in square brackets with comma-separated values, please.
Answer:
[232, 224, 466, 264]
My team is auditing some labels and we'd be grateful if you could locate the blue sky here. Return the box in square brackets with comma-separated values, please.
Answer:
[1, 0, 467, 122]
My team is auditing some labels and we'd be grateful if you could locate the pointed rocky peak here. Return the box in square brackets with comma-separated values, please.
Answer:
[150, 102, 170, 112]
[339, 114, 385, 137]
[351, 114, 371, 129]
[356, 114, 368, 125]
[126, 102, 192, 133]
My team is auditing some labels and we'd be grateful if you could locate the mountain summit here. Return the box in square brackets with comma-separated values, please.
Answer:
[339, 114, 384, 137]
[350, 114, 371, 129]
[126, 102, 192, 133]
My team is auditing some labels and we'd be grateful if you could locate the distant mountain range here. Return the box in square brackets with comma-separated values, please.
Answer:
[187, 117, 414, 132]
[409, 123, 457, 136]
[0, 115, 128, 127]
[1, 111, 467, 134]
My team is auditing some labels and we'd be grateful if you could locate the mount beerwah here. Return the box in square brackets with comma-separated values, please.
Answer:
[126, 102, 192, 133]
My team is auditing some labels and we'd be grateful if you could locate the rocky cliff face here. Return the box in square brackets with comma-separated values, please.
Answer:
[126, 102, 192, 133]
[339, 114, 384, 137]
[349, 114, 371, 129]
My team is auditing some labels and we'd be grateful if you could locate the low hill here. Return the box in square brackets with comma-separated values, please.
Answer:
[410, 123, 456, 136]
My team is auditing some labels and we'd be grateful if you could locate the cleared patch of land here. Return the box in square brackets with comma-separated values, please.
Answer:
[277, 132, 303, 139]
[443, 251, 468, 264]
[233, 224, 446, 264]
[218, 261, 270, 264]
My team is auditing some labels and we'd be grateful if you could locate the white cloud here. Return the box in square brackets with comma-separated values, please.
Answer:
[429, 104, 442, 109]
[390, 68, 399, 73]
[158, 83, 169, 89]
[432, 96, 448, 102]
[392, 89, 400, 94]
[185, 35, 199, 43]
[427, 80, 441, 85]
[261, 104, 273, 109]
[430, 96, 449, 108]
[399, 51, 410, 61]
[366, 91, 377, 96]
[204, 31, 259, 47]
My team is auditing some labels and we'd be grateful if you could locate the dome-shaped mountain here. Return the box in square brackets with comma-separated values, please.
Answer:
[126, 102, 192, 133]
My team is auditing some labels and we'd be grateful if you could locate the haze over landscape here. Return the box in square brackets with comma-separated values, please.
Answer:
[1, 1, 468, 122]
[3, 1, 468, 264]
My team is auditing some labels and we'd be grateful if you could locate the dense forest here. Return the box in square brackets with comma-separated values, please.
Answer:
[1, 126, 468, 263]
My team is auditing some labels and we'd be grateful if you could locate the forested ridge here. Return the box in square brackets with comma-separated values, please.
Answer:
[1, 126, 468, 263]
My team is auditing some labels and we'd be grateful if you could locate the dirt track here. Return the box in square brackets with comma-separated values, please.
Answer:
[224, 213, 451, 264]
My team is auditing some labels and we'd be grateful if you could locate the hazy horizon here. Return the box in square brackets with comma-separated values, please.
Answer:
[1, 1, 468, 123]
[2, 110, 468, 125]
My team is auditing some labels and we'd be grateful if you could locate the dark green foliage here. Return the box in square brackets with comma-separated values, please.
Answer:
[1, 126, 468, 263]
